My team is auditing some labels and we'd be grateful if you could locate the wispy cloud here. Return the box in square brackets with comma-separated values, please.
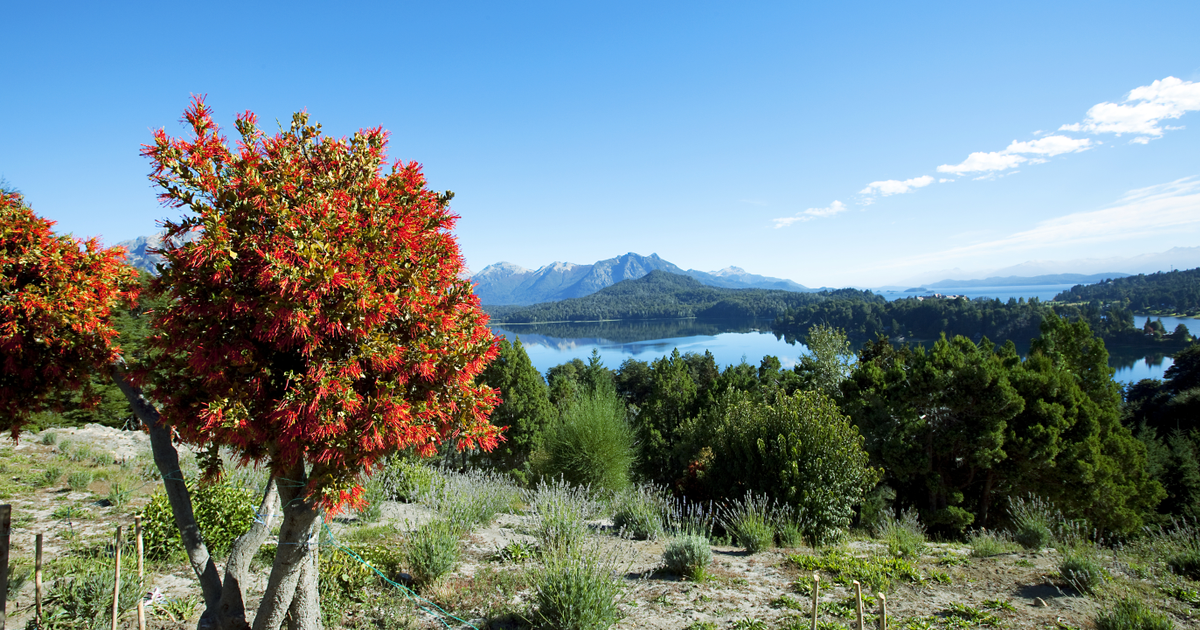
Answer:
[870, 176, 1200, 269]
[937, 135, 1092, 175]
[860, 175, 935, 196]
[773, 200, 847, 228]
[1060, 76, 1200, 143]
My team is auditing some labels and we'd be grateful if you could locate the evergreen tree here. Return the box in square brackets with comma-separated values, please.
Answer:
[476, 336, 555, 475]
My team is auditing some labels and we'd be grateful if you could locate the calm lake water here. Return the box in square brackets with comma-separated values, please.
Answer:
[492, 316, 1181, 386]
[878, 284, 1078, 302]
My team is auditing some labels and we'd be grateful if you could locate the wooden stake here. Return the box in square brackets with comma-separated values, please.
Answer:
[854, 580, 864, 630]
[35, 533, 44, 626]
[136, 516, 146, 630]
[1, 504, 10, 630]
[810, 572, 820, 630]
[112, 525, 123, 630]
[877, 592, 887, 630]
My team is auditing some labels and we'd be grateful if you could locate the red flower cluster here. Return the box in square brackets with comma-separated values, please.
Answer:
[140, 97, 500, 511]
[0, 191, 139, 438]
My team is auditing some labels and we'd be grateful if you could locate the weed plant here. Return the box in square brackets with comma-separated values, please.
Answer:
[662, 534, 712, 580]
[43, 564, 142, 630]
[319, 531, 406, 598]
[536, 388, 635, 492]
[524, 477, 601, 555]
[375, 455, 439, 502]
[1060, 545, 1107, 595]
[663, 495, 718, 540]
[1007, 495, 1061, 551]
[417, 468, 521, 530]
[67, 470, 93, 491]
[1093, 597, 1174, 630]
[531, 539, 629, 630]
[106, 480, 131, 508]
[1125, 518, 1200, 581]
[874, 507, 927, 559]
[719, 491, 778, 554]
[966, 528, 1018, 557]
[40, 465, 64, 487]
[356, 474, 388, 523]
[404, 517, 461, 588]
[40, 431, 58, 446]
[6, 560, 31, 599]
[790, 549, 949, 593]
[612, 483, 669, 540]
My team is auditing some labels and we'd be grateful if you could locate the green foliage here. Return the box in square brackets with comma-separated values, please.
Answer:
[874, 508, 927, 559]
[794, 324, 855, 400]
[416, 468, 521, 530]
[40, 465, 63, 487]
[706, 390, 879, 547]
[1007, 495, 1059, 551]
[966, 529, 1017, 557]
[525, 477, 600, 555]
[1093, 597, 1175, 630]
[376, 455, 438, 503]
[720, 491, 777, 554]
[1059, 546, 1107, 595]
[789, 549, 946, 593]
[662, 534, 712, 580]
[476, 335, 556, 476]
[1056, 268, 1200, 315]
[320, 537, 406, 599]
[531, 541, 626, 630]
[940, 602, 1000, 626]
[537, 387, 634, 492]
[141, 478, 256, 560]
[43, 567, 141, 630]
[67, 470, 92, 491]
[611, 483, 669, 540]
[403, 518, 461, 588]
[40, 431, 58, 445]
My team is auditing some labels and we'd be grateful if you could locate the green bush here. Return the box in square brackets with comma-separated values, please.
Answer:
[44, 567, 141, 630]
[663, 535, 712, 580]
[319, 537, 406, 598]
[1168, 548, 1200, 580]
[1093, 597, 1173, 630]
[40, 465, 64, 487]
[537, 389, 634, 492]
[532, 542, 625, 630]
[612, 483, 668, 541]
[776, 520, 804, 548]
[966, 529, 1017, 557]
[67, 470, 93, 491]
[142, 479, 257, 561]
[40, 431, 58, 446]
[404, 518, 461, 588]
[376, 455, 439, 503]
[874, 508, 926, 559]
[720, 492, 776, 554]
[417, 469, 521, 530]
[1059, 547, 1106, 595]
[525, 477, 600, 555]
[705, 390, 879, 548]
[1008, 495, 1059, 551]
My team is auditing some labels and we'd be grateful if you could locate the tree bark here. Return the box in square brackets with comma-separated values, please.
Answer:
[284, 520, 322, 630]
[217, 478, 281, 630]
[251, 461, 323, 630]
[109, 365, 223, 627]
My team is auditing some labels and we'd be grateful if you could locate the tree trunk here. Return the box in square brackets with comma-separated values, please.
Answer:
[217, 478, 281, 630]
[109, 365, 223, 627]
[284, 520, 322, 630]
[251, 462, 323, 630]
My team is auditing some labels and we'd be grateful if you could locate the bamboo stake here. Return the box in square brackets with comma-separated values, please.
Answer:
[112, 525, 123, 630]
[1, 504, 10, 630]
[877, 592, 887, 630]
[853, 580, 863, 630]
[136, 516, 146, 630]
[810, 573, 820, 630]
[35, 533, 43, 626]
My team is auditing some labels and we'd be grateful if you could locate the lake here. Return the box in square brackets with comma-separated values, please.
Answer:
[877, 284, 1078, 302]
[491, 317, 1180, 385]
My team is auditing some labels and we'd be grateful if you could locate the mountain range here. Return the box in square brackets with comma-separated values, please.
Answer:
[470, 253, 810, 305]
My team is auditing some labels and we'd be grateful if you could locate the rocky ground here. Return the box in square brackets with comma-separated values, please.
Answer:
[2, 426, 1197, 630]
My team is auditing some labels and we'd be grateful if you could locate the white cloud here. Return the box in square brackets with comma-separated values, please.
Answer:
[872, 176, 1200, 268]
[937, 134, 1091, 175]
[1060, 76, 1200, 142]
[860, 175, 935, 196]
[773, 200, 847, 228]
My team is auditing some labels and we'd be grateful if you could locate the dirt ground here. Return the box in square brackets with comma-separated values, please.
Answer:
[2, 425, 1197, 630]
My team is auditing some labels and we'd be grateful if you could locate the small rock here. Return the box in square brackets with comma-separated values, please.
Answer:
[1033, 597, 1049, 607]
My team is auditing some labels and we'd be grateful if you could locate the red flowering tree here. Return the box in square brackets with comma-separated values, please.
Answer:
[0, 191, 139, 438]
[139, 97, 500, 629]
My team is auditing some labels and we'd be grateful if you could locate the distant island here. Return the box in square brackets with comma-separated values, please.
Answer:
[1054, 268, 1200, 316]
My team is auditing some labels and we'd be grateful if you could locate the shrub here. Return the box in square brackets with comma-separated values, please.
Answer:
[142, 479, 257, 560]
[45, 567, 141, 630]
[417, 468, 521, 530]
[1168, 548, 1200, 580]
[404, 518, 461, 589]
[525, 477, 600, 555]
[531, 541, 626, 630]
[40, 431, 58, 446]
[663, 534, 712, 580]
[705, 390, 879, 548]
[67, 470, 93, 491]
[720, 491, 776, 554]
[612, 483, 668, 541]
[376, 455, 439, 503]
[40, 465, 64, 487]
[1059, 547, 1106, 595]
[1093, 597, 1173, 630]
[776, 520, 805, 548]
[1008, 495, 1059, 551]
[537, 389, 635, 492]
[874, 508, 926, 559]
[966, 529, 1017, 558]
[319, 536, 406, 598]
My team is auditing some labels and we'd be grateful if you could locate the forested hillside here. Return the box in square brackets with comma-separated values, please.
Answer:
[1053, 267, 1200, 315]
[488, 270, 883, 323]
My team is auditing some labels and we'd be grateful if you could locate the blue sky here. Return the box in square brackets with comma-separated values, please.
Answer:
[2, 1, 1198, 287]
